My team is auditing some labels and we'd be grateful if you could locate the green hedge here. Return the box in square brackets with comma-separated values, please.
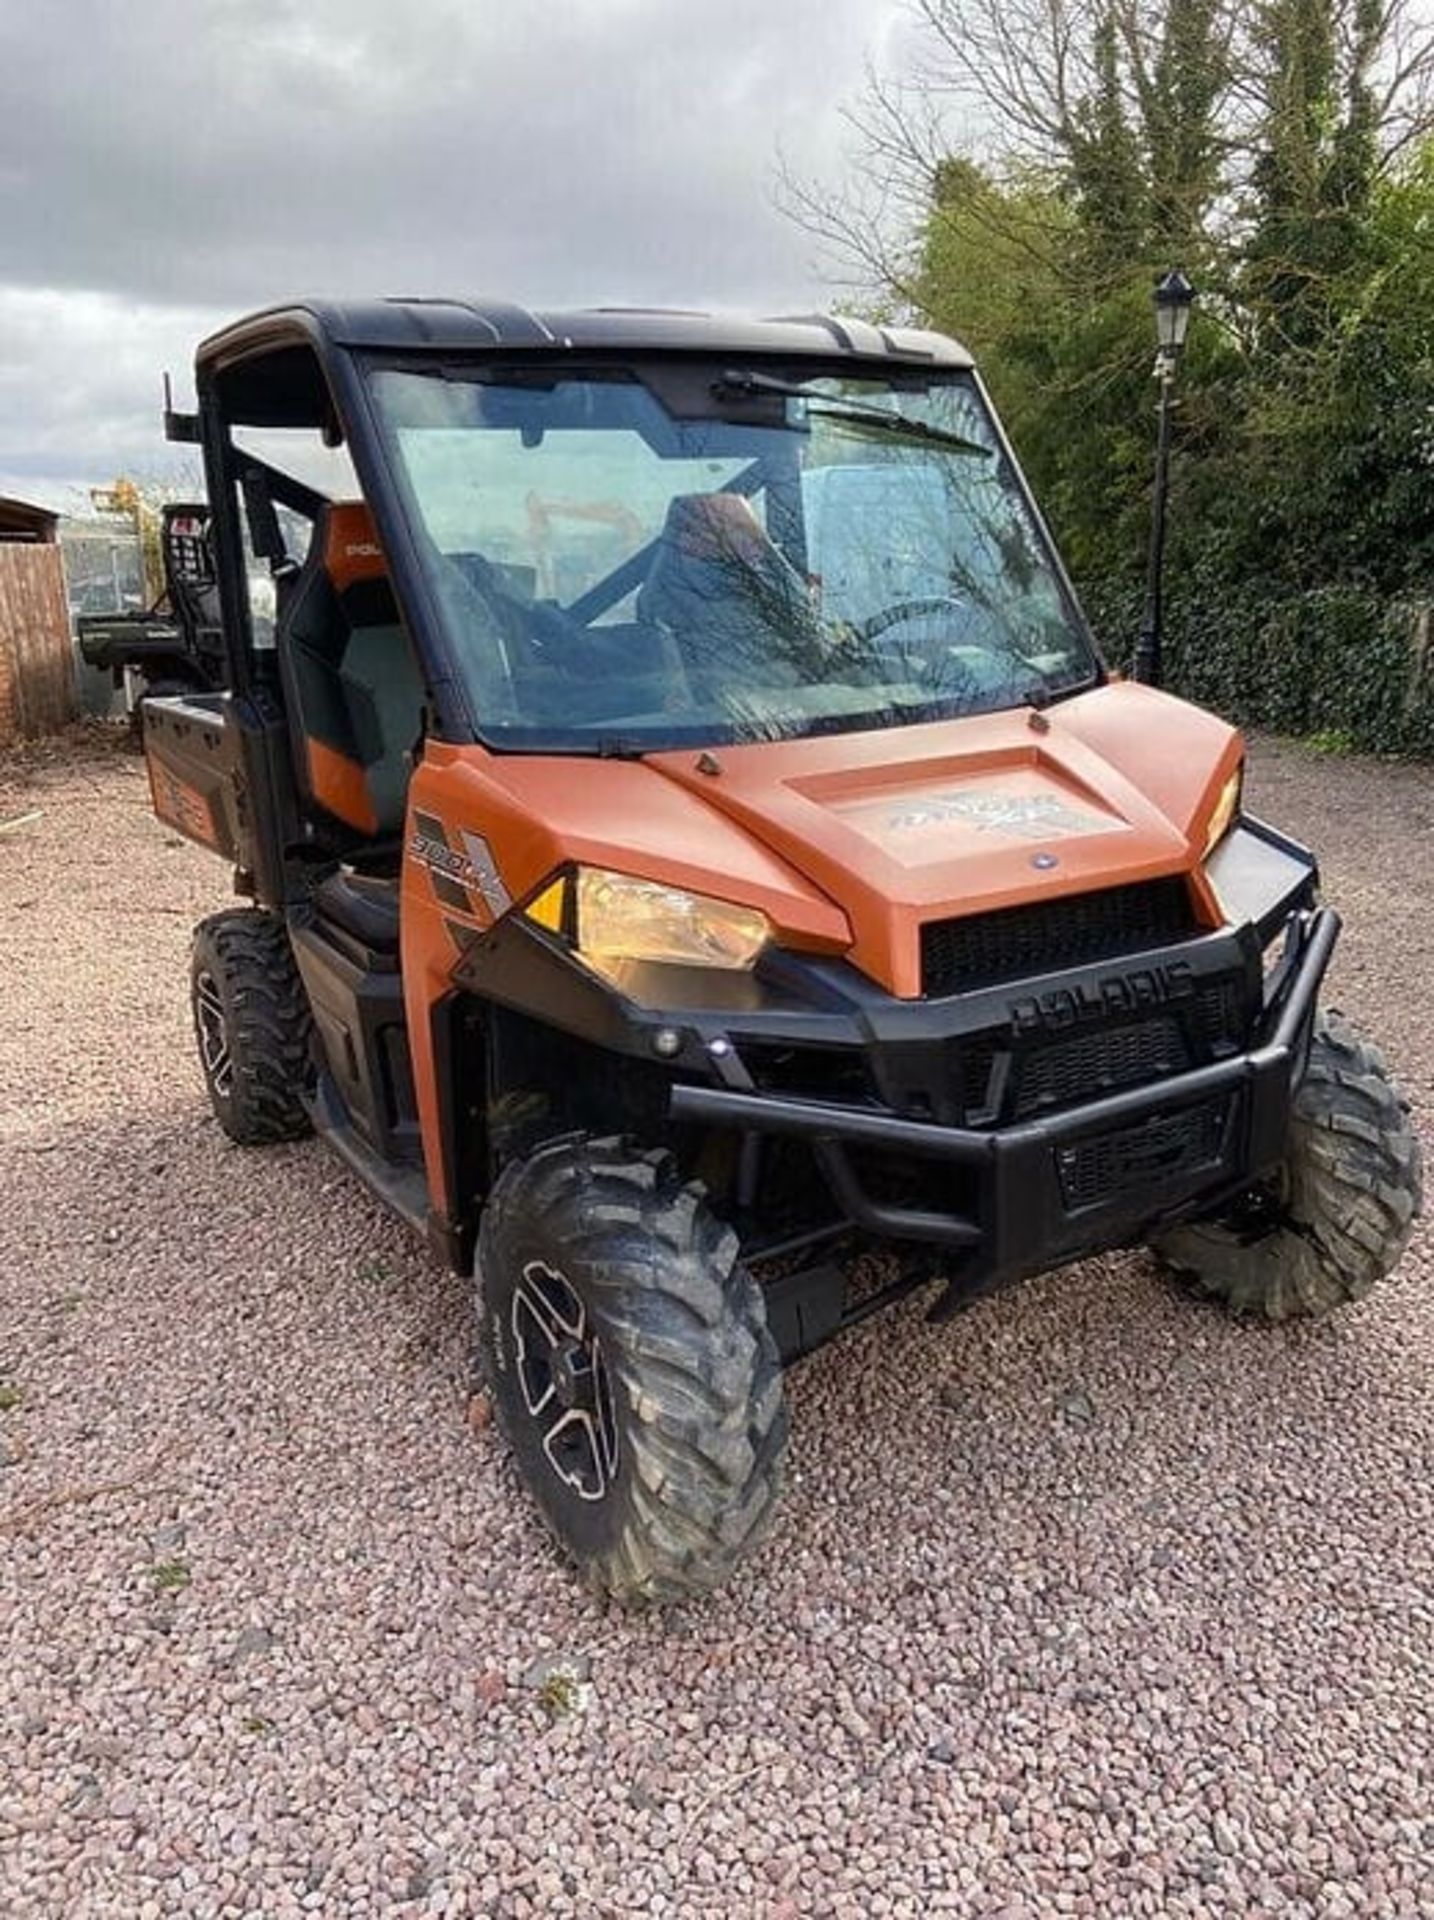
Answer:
[1079, 573, 1434, 756]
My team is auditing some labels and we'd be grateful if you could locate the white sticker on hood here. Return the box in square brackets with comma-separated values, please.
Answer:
[882, 790, 1109, 839]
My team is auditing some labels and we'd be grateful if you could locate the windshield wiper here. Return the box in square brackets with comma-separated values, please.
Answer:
[711, 371, 992, 458]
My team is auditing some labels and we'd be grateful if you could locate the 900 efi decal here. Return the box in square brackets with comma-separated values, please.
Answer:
[408, 812, 512, 922]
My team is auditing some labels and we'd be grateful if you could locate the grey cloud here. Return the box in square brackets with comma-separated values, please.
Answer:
[2, 0, 897, 307]
[0, 0, 903, 478]
[0, 290, 219, 491]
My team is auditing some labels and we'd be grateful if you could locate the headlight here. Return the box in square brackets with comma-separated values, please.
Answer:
[535, 868, 771, 975]
[1202, 764, 1243, 857]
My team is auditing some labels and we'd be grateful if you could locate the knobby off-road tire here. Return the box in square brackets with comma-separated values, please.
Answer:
[190, 910, 314, 1146]
[476, 1137, 787, 1605]
[1152, 1011, 1422, 1320]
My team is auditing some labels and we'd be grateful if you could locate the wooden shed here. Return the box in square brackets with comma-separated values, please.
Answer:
[0, 494, 76, 742]
[0, 495, 60, 544]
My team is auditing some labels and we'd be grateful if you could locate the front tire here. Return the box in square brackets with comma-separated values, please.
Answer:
[476, 1137, 787, 1605]
[190, 910, 314, 1145]
[1151, 1011, 1422, 1320]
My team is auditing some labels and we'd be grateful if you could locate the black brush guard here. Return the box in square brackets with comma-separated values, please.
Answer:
[671, 907, 1338, 1310]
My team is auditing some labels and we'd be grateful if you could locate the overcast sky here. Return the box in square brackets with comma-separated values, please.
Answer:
[0, 0, 911, 505]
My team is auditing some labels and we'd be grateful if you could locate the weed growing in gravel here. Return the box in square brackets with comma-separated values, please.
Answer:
[152, 1559, 191, 1593]
[1305, 727, 1358, 756]
[536, 1665, 587, 1719]
[0, 1383, 22, 1412]
[357, 1256, 394, 1286]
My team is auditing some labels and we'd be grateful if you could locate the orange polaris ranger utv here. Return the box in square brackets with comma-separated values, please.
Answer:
[146, 300, 1420, 1601]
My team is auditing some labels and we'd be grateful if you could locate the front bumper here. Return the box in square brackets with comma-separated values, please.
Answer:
[669, 905, 1339, 1285]
[455, 817, 1331, 1293]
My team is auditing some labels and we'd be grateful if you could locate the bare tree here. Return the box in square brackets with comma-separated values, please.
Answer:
[777, 0, 1434, 312]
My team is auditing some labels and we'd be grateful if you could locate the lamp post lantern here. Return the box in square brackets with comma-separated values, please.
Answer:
[1134, 268, 1196, 687]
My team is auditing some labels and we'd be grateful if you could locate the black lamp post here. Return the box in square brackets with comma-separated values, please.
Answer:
[1134, 268, 1196, 686]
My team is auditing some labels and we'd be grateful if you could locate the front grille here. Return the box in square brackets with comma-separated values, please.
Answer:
[1056, 1100, 1229, 1210]
[956, 1036, 1000, 1117]
[921, 879, 1198, 997]
[1014, 1016, 1189, 1119]
[945, 962, 1251, 1127]
[1196, 976, 1247, 1052]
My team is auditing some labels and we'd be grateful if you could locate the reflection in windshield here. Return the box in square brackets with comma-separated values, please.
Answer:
[370, 368, 1097, 752]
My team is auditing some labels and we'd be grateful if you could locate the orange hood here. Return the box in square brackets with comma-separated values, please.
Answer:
[413, 682, 1241, 999]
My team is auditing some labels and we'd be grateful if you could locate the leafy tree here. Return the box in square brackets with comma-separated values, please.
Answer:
[781, 0, 1434, 740]
[1242, 0, 1386, 351]
[1234, 148, 1434, 588]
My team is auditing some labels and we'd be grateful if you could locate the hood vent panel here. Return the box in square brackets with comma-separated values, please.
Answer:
[921, 878, 1199, 997]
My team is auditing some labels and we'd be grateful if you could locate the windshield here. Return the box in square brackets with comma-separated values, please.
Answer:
[369, 364, 1098, 753]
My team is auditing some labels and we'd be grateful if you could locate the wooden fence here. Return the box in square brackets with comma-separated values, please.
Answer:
[0, 544, 76, 746]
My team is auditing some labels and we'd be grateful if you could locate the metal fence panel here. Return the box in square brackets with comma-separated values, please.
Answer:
[58, 517, 145, 619]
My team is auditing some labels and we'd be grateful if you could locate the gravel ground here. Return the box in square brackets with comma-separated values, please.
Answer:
[1, 729, 1431, 1919]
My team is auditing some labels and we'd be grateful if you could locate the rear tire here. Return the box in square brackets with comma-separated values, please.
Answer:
[190, 910, 314, 1145]
[476, 1137, 787, 1605]
[1151, 1011, 1421, 1320]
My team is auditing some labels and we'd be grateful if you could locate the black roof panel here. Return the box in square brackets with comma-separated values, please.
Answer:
[196, 298, 973, 373]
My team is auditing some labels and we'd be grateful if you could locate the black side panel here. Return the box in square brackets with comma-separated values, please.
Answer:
[431, 993, 488, 1270]
[484, 1003, 673, 1163]
[288, 915, 421, 1166]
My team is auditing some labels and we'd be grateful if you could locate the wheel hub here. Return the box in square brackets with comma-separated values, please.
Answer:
[194, 969, 232, 1097]
[547, 1339, 598, 1413]
[510, 1261, 619, 1503]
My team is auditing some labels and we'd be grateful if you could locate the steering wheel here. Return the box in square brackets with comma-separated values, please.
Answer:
[851, 596, 967, 642]
[838, 596, 1024, 703]
[434, 554, 522, 716]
